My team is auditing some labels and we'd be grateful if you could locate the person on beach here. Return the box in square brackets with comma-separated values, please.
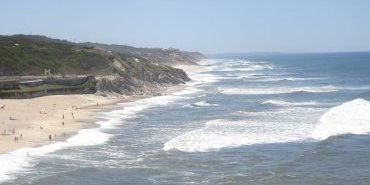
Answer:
[49, 134, 51, 141]
[62, 121, 64, 126]
[20, 134, 22, 140]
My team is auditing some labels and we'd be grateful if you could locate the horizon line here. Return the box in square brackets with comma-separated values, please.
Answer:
[2, 33, 370, 55]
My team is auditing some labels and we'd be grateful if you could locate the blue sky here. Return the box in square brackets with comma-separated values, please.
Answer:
[1, 0, 370, 53]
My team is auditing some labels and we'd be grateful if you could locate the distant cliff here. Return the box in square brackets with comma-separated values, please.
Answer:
[84, 43, 207, 66]
[0, 35, 204, 96]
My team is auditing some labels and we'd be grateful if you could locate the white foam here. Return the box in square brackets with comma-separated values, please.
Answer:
[198, 59, 251, 67]
[0, 61, 216, 182]
[218, 86, 339, 95]
[216, 64, 274, 72]
[187, 73, 231, 86]
[263, 100, 318, 106]
[182, 104, 195, 108]
[0, 123, 112, 182]
[182, 101, 219, 108]
[197, 59, 222, 66]
[0, 92, 194, 182]
[312, 99, 370, 140]
[283, 77, 322, 81]
[199, 59, 274, 73]
[172, 87, 202, 96]
[193, 101, 219, 107]
[246, 77, 323, 82]
[163, 118, 315, 152]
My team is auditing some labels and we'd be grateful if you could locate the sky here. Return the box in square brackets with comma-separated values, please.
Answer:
[1, 0, 370, 54]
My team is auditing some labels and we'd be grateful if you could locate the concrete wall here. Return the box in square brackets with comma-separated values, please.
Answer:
[0, 86, 96, 99]
[0, 75, 97, 99]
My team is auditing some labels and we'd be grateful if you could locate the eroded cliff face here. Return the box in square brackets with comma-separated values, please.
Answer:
[0, 35, 201, 97]
[95, 54, 190, 96]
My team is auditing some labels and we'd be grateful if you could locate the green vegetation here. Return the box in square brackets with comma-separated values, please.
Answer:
[0, 34, 194, 97]
[0, 35, 111, 75]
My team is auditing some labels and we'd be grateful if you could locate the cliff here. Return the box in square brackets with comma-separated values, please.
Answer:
[0, 34, 203, 97]
[84, 43, 207, 66]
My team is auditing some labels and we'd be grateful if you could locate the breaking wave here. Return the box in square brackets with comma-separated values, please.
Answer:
[163, 118, 314, 152]
[193, 101, 219, 107]
[183, 101, 219, 108]
[0, 68, 210, 183]
[243, 77, 323, 82]
[312, 99, 370, 140]
[218, 86, 338, 95]
[217, 64, 274, 72]
[262, 100, 318, 106]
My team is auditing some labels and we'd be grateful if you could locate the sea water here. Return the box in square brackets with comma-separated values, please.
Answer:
[1, 52, 370, 184]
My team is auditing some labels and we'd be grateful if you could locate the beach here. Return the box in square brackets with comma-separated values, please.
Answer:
[0, 94, 128, 154]
[2, 54, 370, 184]
[0, 65, 204, 154]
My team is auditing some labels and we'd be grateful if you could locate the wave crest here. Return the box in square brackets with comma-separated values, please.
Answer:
[194, 101, 219, 107]
[262, 100, 318, 106]
[219, 86, 338, 95]
[312, 99, 370, 140]
[163, 118, 312, 153]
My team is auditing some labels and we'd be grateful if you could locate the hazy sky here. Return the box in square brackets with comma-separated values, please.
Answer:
[1, 0, 370, 53]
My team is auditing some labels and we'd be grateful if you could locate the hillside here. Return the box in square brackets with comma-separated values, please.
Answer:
[85, 43, 207, 66]
[0, 34, 203, 96]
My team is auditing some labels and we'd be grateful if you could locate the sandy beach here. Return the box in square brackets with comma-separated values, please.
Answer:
[0, 64, 204, 154]
[0, 94, 131, 154]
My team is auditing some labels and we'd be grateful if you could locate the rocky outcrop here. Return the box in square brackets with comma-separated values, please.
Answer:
[95, 53, 190, 96]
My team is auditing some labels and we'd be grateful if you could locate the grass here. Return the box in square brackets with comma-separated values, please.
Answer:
[0, 35, 111, 75]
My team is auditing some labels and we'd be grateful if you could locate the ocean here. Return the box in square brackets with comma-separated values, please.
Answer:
[1, 52, 370, 184]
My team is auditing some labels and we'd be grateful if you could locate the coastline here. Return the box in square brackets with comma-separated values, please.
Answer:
[0, 64, 205, 155]
[0, 94, 128, 154]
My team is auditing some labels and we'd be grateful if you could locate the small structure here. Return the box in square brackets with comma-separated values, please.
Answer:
[44, 69, 51, 78]
[0, 75, 97, 99]
[171, 52, 177, 61]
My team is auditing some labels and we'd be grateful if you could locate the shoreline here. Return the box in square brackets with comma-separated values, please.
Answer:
[0, 94, 129, 154]
[0, 64, 205, 155]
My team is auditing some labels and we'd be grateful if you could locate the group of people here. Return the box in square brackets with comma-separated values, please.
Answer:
[14, 134, 22, 142]
[1, 129, 14, 136]
[51, 104, 80, 141]
[5, 102, 98, 144]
